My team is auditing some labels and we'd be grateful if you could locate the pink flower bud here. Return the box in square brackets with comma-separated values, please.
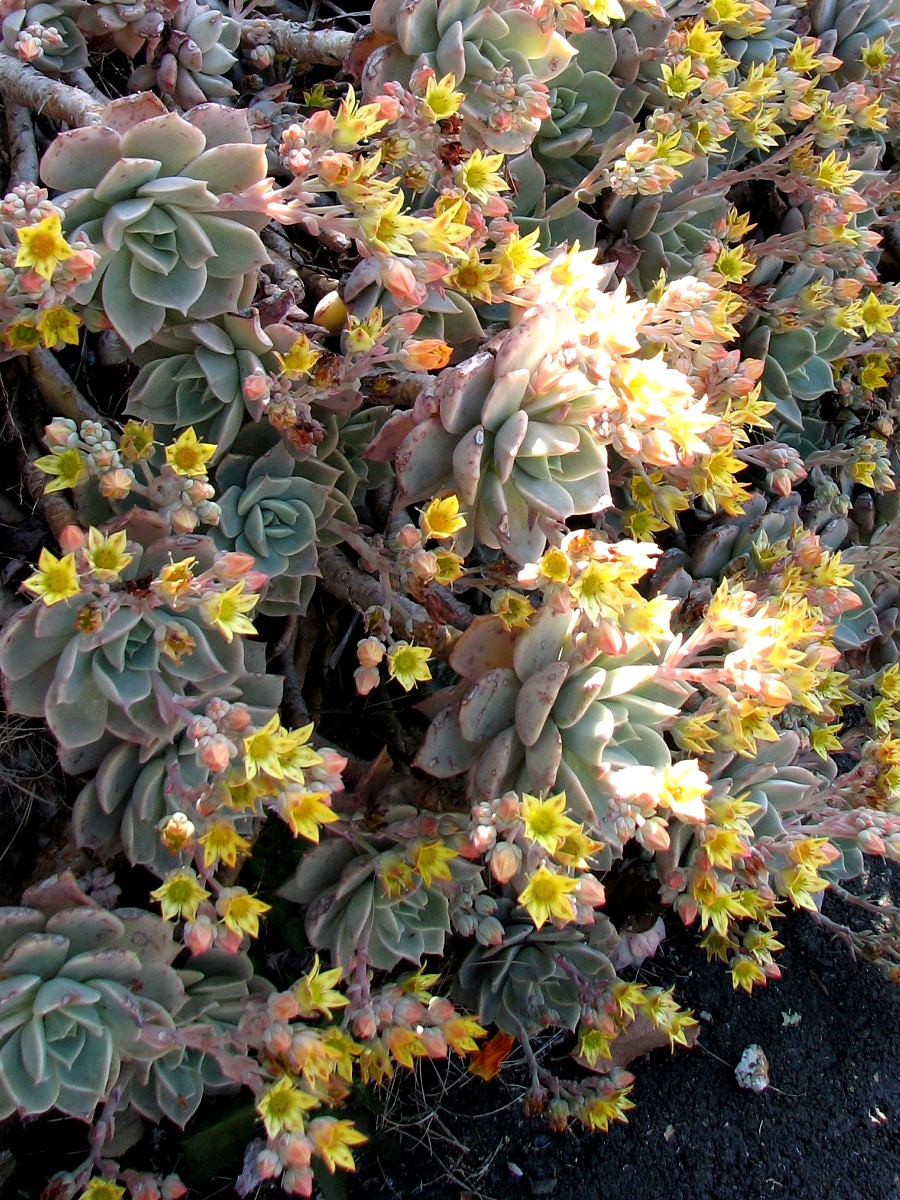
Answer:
[160, 1177, 188, 1200]
[489, 841, 522, 883]
[283, 1134, 313, 1168]
[256, 1149, 281, 1180]
[198, 736, 233, 773]
[419, 1027, 448, 1056]
[494, 792, 521, 822]
[283, 1166, 314, 1197]
[170, 506, 199, 534]
[576, 875, 606, 907]
[351, 1007, 378, 1039]
[396, 523, 421, 549]
[184, 915, 215, 955]
[242, 369, 270, 403]
[357, 636, 385, 668]
[354, 665, 380, 696]
[98, 468, 134, 500]
[427, 995, 455, 1021]
[226, 704, 253, 732]
[270, 991, 300, 1022]
[857, 827, 886, 855]
[471, 823, 497, 853]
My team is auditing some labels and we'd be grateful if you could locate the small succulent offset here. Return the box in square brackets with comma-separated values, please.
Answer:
[125, 312, 295, 456]
[214, 436, 341, 617]
[1, 0, 88, 73]
[128, 0, 241, 107]
[39, 95, 277, 349]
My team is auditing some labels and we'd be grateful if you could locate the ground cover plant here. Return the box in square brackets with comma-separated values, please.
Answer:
[0, 0, 899, 1193]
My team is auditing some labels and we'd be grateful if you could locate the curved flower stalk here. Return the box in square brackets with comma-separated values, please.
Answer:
[40, 95, 277, 350]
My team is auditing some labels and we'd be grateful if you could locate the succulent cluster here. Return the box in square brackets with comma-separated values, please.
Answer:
[1, 0, 900, 1192]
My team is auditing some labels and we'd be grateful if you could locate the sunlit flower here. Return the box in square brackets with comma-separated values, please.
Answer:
[421, 72, 464, 122]
[22, 547, 80, 606]
[15, 213, 73, 279]
[199, 581, 259, 643]
[517, 866, 578, 928]
[85, 528, 132, 582]
[420, 494, 467, 541]
[165, 427, 217, 477]
[36, 306, 81, 349]
[216, 887, 271, 937]
[150, 870, 210, 922]
[386, 642, 432, 691]
[256, 1075, 318, 1139]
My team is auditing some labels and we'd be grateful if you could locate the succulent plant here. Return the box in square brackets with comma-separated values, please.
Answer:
[282, 837, 454, 972]
[72, 658, 282, 875]
[342, 257, 485, 351]
[126, 312, 295, 457]
[809, 0, 900, 82]
[0, 536, 246, 767]
[1, 0, 88, 74]
[75, 0, 177, 59]
[416, 606, 685, 856]
[650, 491, 878, 652]
[455, 899, 618, 1035]
[0, 875, 180, 1121]
[597, 158, 729, 291]
[121, 946, 257, 1126]
[741, 261, 858, 431]
[40, 94, 274, 350]
[214, 436, 341, 617]
[128, 0, 241, 107]
[390, 303, 614, 564]
[357, 0, 575, 154]
[701, 731, 861, 883]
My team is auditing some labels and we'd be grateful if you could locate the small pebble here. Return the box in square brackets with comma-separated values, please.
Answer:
[735, 1044, 770, 1093]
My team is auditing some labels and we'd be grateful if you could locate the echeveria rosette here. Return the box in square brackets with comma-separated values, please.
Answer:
[122, 948, 256, 1126]
[128, 0, 241, 107]
[1, 0, 88, 75]
[214, 439, 340, 617]
[415, 604, 685, 858]
[455, 899, 618, 1035]
[72, 656, 282, 875]
[0, 878, 180, 1122]
[392, 303, 612, 565]
[40, 95, 274, 350]
[126, 313, 295, 457]
[357, 0, 575, 154]
[0, 590, 245, 766]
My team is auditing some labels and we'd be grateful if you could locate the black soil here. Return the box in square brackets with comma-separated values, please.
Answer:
[352, 861, 900, 1200]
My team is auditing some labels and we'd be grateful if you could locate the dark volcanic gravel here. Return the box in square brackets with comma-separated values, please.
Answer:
[352, 862, 900, 1200]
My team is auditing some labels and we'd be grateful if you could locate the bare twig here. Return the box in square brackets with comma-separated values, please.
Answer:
[0, 55, 103, 126]
[26, 347, 104, 425]
[239, 19, 354, 65]
[4, 102, 38, 187]
[317, 545, 458, 654]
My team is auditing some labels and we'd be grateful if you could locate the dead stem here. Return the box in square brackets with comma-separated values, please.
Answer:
[0, 55, 103, 126]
